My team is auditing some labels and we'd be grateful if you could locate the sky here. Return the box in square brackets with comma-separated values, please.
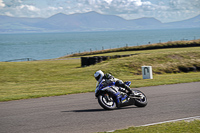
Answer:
[0, 0, 200, 23]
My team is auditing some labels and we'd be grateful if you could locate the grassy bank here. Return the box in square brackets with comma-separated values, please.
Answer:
[61, 39, 200, 58]
[0, 42, 200, 101]
[99, 120, 200, 133]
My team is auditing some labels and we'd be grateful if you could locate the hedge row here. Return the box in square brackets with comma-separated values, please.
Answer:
[81, 54, 133, 67]
[65, 39, 200, 58]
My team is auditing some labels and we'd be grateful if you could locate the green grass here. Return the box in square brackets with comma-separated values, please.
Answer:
[0, 43, 200, 101]
[99, 120, 200, 133]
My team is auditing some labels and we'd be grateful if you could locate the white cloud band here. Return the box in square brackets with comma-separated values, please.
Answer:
[0, 0, 5, 7]
[0, 0, 200, 22]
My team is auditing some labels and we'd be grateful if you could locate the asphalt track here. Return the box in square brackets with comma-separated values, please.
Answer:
[1, 82, 200, 133]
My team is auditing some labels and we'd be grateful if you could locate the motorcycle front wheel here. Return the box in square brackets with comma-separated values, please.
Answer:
[98, 94, 116, 110]
[133, 90, 148, 107]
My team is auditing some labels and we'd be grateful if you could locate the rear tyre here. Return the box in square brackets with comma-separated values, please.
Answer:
[98, 94, 116, 110]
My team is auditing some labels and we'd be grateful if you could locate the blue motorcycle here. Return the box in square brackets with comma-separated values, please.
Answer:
[95, 81, 147, 110]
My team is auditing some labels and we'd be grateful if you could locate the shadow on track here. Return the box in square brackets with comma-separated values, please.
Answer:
[61, 108, 105, 113]
[61, 106, 138, 113]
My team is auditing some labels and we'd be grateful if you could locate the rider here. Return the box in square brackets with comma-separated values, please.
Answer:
[94, 70, 133, 107]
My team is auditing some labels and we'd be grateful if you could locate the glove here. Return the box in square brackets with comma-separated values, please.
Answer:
[105, 73, 113, 79]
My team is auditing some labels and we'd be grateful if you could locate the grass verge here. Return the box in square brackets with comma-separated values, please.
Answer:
[99, 120, 200, 133]
[0, 43, 200, 101]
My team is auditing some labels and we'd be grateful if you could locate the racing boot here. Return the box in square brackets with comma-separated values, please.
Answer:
[114, 92, 121, 108]
[124, 85, 135, 98]
[116, 98, 121, 108]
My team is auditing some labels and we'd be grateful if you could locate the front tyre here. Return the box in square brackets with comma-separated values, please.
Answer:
[98, 94, 116, 110]
[133, 90, 148, 107]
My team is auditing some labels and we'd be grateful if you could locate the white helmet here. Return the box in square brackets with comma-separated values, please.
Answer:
[94, 70, 104, 82]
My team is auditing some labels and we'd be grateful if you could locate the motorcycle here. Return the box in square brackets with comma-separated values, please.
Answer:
[95, 80, 147, 110]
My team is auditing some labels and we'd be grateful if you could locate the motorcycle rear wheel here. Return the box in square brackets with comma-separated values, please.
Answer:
[98, 94, 116, 110]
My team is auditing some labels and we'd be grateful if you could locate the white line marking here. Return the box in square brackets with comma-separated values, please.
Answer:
[107, 116, 200, 132]
[138, 116, 200, 127]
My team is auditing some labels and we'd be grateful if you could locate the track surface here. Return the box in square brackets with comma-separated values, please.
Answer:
[1, 82, 200, 133]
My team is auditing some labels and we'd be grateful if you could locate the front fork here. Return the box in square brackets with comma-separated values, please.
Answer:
[104, 94, 113, 102]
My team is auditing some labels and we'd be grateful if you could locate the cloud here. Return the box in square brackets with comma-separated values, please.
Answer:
[69, 0, 155, 15]
[0, 0, 199, 22]
[0, 0, 5, 8]
[0, 0, 41, 17]
[169, 0, 200, 11]
[157, 0, 200, 22]
[104, 0, 113, 5]
[18, 5, 40, 12]
[16, 5, 40, 17]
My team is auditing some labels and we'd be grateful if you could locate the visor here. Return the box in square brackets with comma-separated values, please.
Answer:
[95, 74, 101, 81]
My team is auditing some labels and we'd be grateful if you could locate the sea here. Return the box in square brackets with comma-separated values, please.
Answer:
[0, 28, 200, 62]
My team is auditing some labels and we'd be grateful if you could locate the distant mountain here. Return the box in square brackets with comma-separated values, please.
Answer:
[0, 11, 199, 33]
[0, 15, 44, 32]
[165, 15, 200, 28]
[34, 11, 132, 31]
[128, 17, 163, 29]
